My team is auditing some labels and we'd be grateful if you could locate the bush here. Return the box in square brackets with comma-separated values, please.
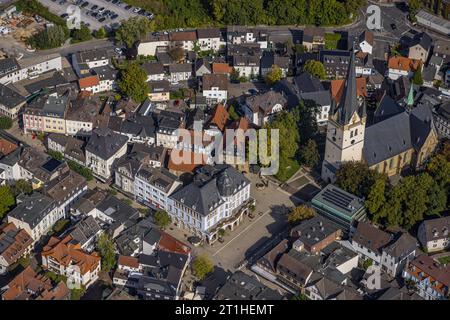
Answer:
[67, 160, 93, 181]
[0, 116, 13, 129]
[192, 255, 214, 280]
[48, 150, 64, 161]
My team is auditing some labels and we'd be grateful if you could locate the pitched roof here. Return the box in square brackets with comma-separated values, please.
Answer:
[410, 32, 432, 51]
[79, 75, 99, 89]
[118, 255, 139, 269]
[0, 138, 18, 156]
[334, 51, 364, 125]
[86, 128, 128, 160]
[202, 73, 228, 90]
[142, 61, 164, 75]
[41, 235, 101, 275]
[212, 62, 232, 74]
[419, 216, 450, 242]
[0, 83, 26, 109]
[373, 92, 405, 123]
[2, 266, 70, 300]
[0, 223, 33, 265]
[353, 222, 392, 254]
[170, 30, 197, 42]
[208, 104, 229, 131]
[383, 232, 417, 259]
[168, 150, 205, 173]
[197, 28, 221, 39]
[388, 56, 421, 72]
[245, 90, 287, 115]
[331, 77, 367, 104]
[359, 30, 374, 46]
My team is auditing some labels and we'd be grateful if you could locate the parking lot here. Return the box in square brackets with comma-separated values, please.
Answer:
[38, 0, 153, 30]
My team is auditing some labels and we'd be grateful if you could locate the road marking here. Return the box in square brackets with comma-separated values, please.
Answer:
[212, 209, 271, 257]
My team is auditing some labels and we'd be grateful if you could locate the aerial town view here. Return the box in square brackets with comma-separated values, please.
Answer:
[0, 0, 448, 310]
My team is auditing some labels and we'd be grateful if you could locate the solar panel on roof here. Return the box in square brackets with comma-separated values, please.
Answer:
[322, 189, 353, 213]
[41, 158, 62, 173]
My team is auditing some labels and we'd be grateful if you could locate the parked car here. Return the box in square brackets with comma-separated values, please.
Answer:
[98, 17, 106, 22]
[81, 1, 89, 8]
[133, 7, 141, 13]
[124, 5, 132, 10]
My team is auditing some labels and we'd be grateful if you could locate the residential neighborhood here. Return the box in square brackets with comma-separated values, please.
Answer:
[0, 0, 449, 304]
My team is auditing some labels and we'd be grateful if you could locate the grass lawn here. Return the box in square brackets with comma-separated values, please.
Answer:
[275, 159, 300, 182]
[438, 256, 450, 264]
[325, 33, 341, 50]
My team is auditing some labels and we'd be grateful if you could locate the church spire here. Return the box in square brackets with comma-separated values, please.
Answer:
[338, 51, 360, 125]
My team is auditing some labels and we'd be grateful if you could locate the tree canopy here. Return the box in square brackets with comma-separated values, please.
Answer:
[287, 205, 316, 224]
[0, 116, 13, 129]
[265, 65, 283, 85]
[118, 62, 148, 103]
[304, 60, 326, 80]
[115, 16, 154, 48]
[192, 255, 214, 280]
[0, 186, 15, 219]
[154, 210, 171, 230]
[96, 233, 116, 272]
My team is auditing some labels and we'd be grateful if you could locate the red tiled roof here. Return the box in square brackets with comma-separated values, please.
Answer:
[212, 63, 232, 74]
[331, 77, 367, 104]
[2, 266, 70, 300]
[388, 56, 421, 72]
[0, 223, 33, 265]
[0, 138, 18, 156]
[41, 235, 100, 275]
[79, 75, 99, 89]
[168, 150, 205, 173]
[209, 104, 229, 131]
[118, 255, 139, 269]
[158, 231, 191, 255]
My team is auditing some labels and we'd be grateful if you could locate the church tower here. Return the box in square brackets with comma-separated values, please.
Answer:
[321, 52, 367, 183]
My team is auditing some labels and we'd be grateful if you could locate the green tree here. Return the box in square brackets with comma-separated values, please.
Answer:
[336, 162, 383, 198]
[408, 0, 422, 14]
[287, 205, 316, 224]
[192, 255, 214, 280]
[96, 233, 116, 272]
[365, 177, 386, 217]
[94, 27, 107, 39]
[299, 139, 319, 168]
[67, 160, 93, 181]
[154, 210, 171, 230]
[27, 25, 68, 49]
[168, 47, 185, 62]
[48, 150, 64, 161]
[0, 116, 13, 129]
[265, 65, 282, 85]
[71, 24, 93, 43]
[304, 60, 326, 80]
[115, 16, 154, 48]
[11, 179, 33, 196]
[412, 68, 423, 86]
[118, 62, 148, 103]
[0, 185, 15, 219]
[228, 104, 240, 121]
[230, 68, 240, 83]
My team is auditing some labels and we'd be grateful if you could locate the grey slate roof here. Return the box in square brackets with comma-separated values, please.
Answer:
[135, 166, 179, 193]
[245, 90, 287, 115]
[169, 63, 192, 74]
[170, 165, 249, 216]
[410, 32, 432, 51]
[142, 62, 164, 75]
[86, 128, 128, 160]
[291, 216, 342, 248]
[68, 215, 101, 247]
[373, 93, 405, 123]
[8, 193, 56, 229]
[0, 83, 25, 109]
[74, 48, 109, 63]
[383, 232, 417, 259]
[335, 51, 365, 125]
[0, 57, 19, 77]
[215, 271, 283, 300]
[363, 104, 435, 166]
